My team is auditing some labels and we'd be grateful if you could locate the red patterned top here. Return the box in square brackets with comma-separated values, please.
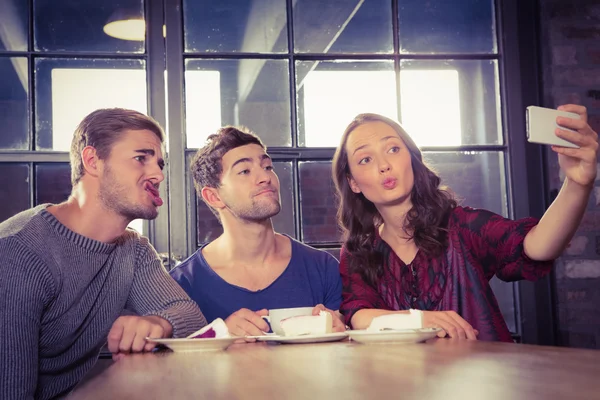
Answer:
[340, 206, 554, 342]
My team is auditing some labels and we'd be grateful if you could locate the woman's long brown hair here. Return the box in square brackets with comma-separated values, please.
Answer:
[332, 113, 456, 287]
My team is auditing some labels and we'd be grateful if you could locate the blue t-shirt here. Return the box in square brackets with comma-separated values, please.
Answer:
[170, 236, 342, 324]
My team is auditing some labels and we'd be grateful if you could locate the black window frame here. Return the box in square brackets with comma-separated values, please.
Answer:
[0, 0, 554, 345]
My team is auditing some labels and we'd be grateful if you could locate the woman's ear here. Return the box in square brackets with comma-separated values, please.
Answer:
[347, 175, 361, 194]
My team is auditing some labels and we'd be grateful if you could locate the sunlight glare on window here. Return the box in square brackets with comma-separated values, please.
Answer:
[128, 219, 144, 234]
[185, 70, 222, 148]
[303, 70, 397, 147]
[399, 69, 461, 147]
[51, 68, 147, 151]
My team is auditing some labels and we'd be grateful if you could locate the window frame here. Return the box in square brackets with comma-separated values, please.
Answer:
[0, 0, 554, 345]
[164, 0, 553, 345]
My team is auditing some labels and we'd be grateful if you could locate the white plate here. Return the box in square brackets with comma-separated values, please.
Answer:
[347, 328, 441, 344]
[145, 336, 239, 352]
[248, 332, 349, 344]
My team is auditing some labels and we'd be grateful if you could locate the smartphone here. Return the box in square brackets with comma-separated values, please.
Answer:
[526, 105, 581, 148]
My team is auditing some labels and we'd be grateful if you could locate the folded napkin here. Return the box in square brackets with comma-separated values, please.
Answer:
[187, 318, 230, 339]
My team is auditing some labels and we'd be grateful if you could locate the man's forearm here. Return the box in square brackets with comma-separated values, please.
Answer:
[146, 300, 208, 338]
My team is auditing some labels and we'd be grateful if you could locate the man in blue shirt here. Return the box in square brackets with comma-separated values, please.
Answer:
[170, 126, 344, 337]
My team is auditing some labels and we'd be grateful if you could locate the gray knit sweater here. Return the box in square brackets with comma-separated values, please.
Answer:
[0, 205, 207, 399]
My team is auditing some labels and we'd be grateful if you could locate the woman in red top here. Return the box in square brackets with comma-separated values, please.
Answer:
[332, 105, 598, 341]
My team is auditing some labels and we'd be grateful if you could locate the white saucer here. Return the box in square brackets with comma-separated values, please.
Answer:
[247, 332, 348, 344]
[145, 336, 239, 352]
[346, 328, 441, 344]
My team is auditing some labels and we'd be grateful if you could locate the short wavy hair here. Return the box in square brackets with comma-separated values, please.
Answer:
[190, 126, 265, 217]
[70, 108, 164, 186]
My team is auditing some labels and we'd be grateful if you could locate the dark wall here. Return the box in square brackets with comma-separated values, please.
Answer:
[539, 0, 600, 349]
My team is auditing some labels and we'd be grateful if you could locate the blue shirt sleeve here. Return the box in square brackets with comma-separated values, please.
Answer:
[322, 254, 342, 311]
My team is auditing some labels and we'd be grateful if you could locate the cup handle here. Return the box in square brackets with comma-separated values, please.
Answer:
[261, 315, 273, 333]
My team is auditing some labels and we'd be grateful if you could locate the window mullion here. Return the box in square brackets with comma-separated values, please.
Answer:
[164, 0, 189, 267]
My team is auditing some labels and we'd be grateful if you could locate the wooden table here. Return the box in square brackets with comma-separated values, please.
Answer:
[71, 339, 600, 400]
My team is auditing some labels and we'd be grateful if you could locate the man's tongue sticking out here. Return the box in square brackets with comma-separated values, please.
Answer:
[144, 181, 164, 206]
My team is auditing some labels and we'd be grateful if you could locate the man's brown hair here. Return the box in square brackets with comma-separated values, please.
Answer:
[69, 108, 165, 186]
[190, 126, 265, 194]
[190, 126, 265, 219]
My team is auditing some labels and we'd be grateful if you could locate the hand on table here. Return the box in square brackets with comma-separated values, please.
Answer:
[312, 304, 347, 333]
[225, 308, 270, 343]
[108, 315, 172, 361]
[422, 311, 478, 340]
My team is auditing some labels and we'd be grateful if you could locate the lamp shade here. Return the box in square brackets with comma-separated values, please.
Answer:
[103, 8, 145, 41]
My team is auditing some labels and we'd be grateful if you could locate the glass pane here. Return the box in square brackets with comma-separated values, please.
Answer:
[298, 154, 507, 241]
[424, 151, 507, 217]
[398, 0, 497, 54]
[184, 0, 288, 53]
[34, 0, 145, 53]
[35, 163, 71, 205]
[195, 161, 296, 246]
[196, 200, 222, 245]
[185, 59, 291, 148]
[294, 0, 392, 54]
[0, 57, 29, 150]
[400, 59, 501, 146]
[0, 0, 28, 51]
[297, 60, 396, 147]
[128, 219, 144, 234]
[0, 164, 30, 224]
[35, 58, 147, 151]
[298, 161, 340, 243]
[272, 161, 295, 238]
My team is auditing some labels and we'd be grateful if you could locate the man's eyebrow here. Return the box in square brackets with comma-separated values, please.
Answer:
[231, 154, 272, 169]
[231, 157, 253, 169]
[134, 149, 155, 156]
[135, 149, 165, 170]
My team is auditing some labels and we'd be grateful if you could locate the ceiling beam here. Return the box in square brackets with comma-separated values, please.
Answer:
[237, 0, 364, 104]
[0, 0, 28, 92]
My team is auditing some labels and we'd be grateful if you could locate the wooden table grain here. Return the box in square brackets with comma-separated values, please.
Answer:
[71, 339, 600, 400]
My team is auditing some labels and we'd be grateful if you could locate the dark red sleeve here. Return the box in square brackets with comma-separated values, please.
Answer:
[339, 246, 389, 326]
[455, 207, 554, 282]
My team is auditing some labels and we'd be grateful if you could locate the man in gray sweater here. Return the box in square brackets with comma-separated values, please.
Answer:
[0, 108, 208, 399]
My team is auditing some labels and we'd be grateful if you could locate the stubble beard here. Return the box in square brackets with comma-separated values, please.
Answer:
[226, 195, 281, 222]
[98, 165, 159, 221]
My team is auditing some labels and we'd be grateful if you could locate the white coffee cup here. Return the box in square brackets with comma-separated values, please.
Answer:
[263, 307, 314, 335]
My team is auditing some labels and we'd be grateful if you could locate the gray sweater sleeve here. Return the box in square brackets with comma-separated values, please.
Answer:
[0, 239, 56, 400]
[125, 237, 207, 337]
